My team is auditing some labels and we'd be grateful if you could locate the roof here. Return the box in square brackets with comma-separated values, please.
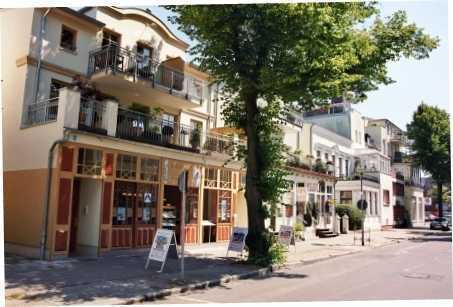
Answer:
[79, 6, 190, 50]
[55, 7, 105, 28]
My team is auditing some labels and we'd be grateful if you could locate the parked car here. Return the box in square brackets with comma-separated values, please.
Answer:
[430, 217, 451, 231]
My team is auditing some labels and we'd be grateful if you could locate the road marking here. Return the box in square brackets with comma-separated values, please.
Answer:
[176, 296, 215, 304]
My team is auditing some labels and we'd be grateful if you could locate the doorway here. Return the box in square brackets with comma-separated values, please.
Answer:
[69, 178, 102, 257]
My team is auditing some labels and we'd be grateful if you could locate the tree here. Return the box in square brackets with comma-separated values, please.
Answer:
[166, 3, 438, 263]
[407, 104, 450, 217]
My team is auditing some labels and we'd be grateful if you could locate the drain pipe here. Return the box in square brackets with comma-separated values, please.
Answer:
[40, 138, 66, 260]
[33, 8, 52, 104]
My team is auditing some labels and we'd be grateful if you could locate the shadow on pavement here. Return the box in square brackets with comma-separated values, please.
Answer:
[5, 251, 259, 305]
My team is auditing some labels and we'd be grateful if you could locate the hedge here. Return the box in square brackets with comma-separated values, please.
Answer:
[335, 204, 363, 230]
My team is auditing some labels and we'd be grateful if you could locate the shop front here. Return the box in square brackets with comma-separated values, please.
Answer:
[51, 143, 239, 259]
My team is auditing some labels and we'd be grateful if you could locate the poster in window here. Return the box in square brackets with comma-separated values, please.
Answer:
[144, 192, 153, 204]
[117, 207, 126, 221]
[143, 207, 151, 222]
[220, 200, 227, 221]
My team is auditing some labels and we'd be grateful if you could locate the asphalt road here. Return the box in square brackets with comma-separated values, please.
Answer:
[151, 230, 452, 304]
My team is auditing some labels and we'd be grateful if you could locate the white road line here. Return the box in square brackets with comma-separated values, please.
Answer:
[176, 296, 215, 304]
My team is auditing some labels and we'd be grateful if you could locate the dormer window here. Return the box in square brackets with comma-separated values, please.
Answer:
[60, 25, 77, 52]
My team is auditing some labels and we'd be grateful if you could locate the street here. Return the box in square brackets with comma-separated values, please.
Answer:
[153, 230, 452, 303]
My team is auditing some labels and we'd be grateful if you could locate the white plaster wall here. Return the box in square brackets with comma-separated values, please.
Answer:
[76, 179, 102, 248]
[379, 173, 394, 226]
[29, 10, 99, 75]
[91, 9, 186, 62]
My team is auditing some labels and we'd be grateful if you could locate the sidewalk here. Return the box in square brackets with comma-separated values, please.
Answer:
[4, 228, 424, 306]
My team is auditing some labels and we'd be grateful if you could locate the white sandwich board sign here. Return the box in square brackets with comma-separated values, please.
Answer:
[145, 228, 178, 272]
[278, 225, 295, 249]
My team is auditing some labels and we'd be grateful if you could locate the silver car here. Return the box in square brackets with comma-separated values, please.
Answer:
[430, 217, 451, 231]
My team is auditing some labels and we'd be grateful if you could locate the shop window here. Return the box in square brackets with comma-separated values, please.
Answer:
[60, 25, 77, 52]
[220, 169, 232, 189]
[116, 154, 137, 179]
[240, 172, 246, 188]
[204, 167, 217, 187]
[186, 188, 199, 224]
[140, 158, 159, 182]
[218, 190, 232, 223]
[136, 183, 158, 225]
[113, 181, 135, 225]
[77, 148, 102, 175]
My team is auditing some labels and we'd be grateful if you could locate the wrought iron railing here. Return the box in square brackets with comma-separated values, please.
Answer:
[116, 107, 240, 155]
[78, 97, 107, 134]
[24, 97, 59, 126]
[88, 45, 206, 103]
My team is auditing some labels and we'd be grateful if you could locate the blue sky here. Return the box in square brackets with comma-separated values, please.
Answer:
[149, 1, 449, 130]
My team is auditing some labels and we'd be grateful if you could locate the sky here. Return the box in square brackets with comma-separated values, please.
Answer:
[149, 1, 449, 130]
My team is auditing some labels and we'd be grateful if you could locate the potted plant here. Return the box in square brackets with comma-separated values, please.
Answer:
[190, 127, 201, 149]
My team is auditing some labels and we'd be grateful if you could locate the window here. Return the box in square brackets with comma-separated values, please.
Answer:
[140, 158, 159, 182]
[339, 158, 343, 176]
[326, 186, 333, 194]
[102, 30, 120, 47]
[324, 153, 329, 161]
[285, 205, 293, 218]
[383, 190, 390, 206]
[60, 25, 77, 51]
[220, 169, 232, 189]
[345, 160, 349, 176]
[340, 191, 352, 204]
[116, 154, 137, 179]
[77, 148, 102, 175]
[218, 190, 232, 223]
[316, 150, 321, 158]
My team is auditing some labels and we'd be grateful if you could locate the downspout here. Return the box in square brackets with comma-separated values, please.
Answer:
[40, 138, 66, 260]
[32, 8, 52, 104]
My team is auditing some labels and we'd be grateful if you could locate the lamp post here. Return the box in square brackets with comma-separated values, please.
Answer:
[327, 163, 338, 234]
[356, 165, 377, 246]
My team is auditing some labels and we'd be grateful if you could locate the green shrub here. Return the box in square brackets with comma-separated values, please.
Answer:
[247, 232, 287, 267]
[335, 204, 363, 230]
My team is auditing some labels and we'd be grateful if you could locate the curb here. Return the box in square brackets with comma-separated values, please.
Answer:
[124, 266, 275, 304]
[126, 239, 403, 304]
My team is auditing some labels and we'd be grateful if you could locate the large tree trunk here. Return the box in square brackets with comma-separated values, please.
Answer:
[437, 181, 443, 218]
[243, 91, 269, 259]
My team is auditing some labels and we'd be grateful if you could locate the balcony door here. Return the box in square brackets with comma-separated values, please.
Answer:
[137, 43, 153, 80]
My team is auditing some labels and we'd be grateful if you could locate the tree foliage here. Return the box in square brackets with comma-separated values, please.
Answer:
[407, 103, 450, 216]
[166, 3, 438, 263]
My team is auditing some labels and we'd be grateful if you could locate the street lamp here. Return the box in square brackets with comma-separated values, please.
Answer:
[355, 164, 377, 246]
[327, 163, 338, 234]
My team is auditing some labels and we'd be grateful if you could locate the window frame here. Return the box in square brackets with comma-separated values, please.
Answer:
[60, 25, 77, 52]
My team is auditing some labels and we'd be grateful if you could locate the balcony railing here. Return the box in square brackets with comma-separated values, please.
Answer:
[78, 97, 107, 135]
[87, 45, 206, 103]
[116, 107, 240, 155]
[24, 97, 59, 126]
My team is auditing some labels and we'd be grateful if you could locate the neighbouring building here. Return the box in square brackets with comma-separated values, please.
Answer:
[2, 7, 246, 259]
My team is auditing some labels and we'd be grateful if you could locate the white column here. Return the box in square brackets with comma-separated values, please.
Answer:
[59, 87, 81, 129]
[103, 99, 118, 137]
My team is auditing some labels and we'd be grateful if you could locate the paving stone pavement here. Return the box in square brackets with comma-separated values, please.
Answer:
[4, 228, 428, 305]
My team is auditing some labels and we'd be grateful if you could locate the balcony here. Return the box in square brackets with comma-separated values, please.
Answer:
[87, 45, 208, 108]
[57, 87, 242, 156]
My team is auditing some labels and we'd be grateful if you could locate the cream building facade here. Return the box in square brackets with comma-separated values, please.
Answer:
[2, 7, 245, 259]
